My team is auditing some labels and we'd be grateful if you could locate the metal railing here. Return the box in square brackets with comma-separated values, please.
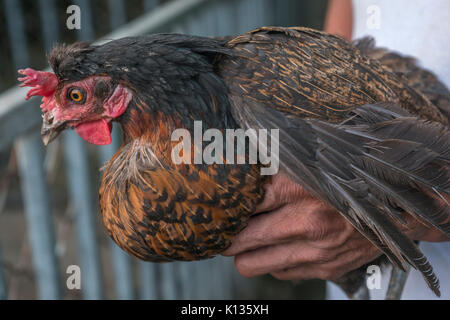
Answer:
[0, 0, 326, 300]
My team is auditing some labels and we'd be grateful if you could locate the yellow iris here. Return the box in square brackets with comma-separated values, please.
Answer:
[69, 88, 84, 103]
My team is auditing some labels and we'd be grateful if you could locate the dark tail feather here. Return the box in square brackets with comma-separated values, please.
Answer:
[308, 105, 449, 297]
[322, 171, 441, 296]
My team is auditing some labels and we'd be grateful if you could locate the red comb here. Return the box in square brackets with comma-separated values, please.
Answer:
[18, 68, 58, 100]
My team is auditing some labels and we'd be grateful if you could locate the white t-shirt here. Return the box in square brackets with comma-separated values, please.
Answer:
[327, 0, 450, 300]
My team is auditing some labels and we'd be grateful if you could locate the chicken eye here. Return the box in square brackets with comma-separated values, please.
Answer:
[68, 88, 86, 103]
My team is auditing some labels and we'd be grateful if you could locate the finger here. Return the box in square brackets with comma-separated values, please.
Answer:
[222, 201, 312, 256]
[254, 172, 311, 214]
[271, 243, 381, 281]
[222, 199, 322, 256]
[233, 239, 325, 278]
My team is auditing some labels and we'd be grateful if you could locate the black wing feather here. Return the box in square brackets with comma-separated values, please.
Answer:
[230, 99, 448, 296]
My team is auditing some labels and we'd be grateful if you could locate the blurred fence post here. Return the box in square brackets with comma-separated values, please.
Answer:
[2, 0, 29, 70]
[16, 131, 61, 299]
[109, 243, 135, 299]
[73, 0, 95, 41]
[37, 0, 60, 51]
[218, 256, 234, 299]
[144, 0, 160, 11]
[160, 262, 178, 299]
[214, 0, 238, 36]
[176, 261, 193, 299]
[63, 131, 103, 300]
[4, 0, 61, 300]
[108, 0, 127, 29]
[0, 246, 7, 300]
[139, 261, 159, 300]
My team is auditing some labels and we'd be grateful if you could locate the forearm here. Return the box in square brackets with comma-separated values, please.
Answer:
[324, 0, 353, 40]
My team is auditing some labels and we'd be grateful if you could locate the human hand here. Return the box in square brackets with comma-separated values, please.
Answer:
[222, 173, 382, 281]
[223, 172, 449, 281]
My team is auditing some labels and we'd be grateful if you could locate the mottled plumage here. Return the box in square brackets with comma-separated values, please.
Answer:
[100, 144, 265, 261]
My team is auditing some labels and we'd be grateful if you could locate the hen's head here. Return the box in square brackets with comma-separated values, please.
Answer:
[19, 35, 232, 146]
[18, 43, 133, 145]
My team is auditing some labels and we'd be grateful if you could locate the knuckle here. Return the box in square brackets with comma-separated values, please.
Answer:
[327, 232, 348, 249]
[249, 228, 266, 246]
[302, 208, 330, 240]
[284, 250, 300, 267]
[310, 248, 334, 264]
[317, 232, 348, 252]
[306, 221, 328, 241]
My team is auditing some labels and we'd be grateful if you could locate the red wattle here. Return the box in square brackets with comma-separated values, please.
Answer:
[74, 119, 112, 145]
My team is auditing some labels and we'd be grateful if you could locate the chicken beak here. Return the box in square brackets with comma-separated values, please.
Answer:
[41, 112, 66, 146]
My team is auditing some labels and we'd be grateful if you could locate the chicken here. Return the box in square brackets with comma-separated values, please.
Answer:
[18, 27, 449, 298]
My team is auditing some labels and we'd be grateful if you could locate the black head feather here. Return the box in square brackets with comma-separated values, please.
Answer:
[48, 34, 237, 130]
[48, 42, 94, 81]
[48, 34, 233, 85]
